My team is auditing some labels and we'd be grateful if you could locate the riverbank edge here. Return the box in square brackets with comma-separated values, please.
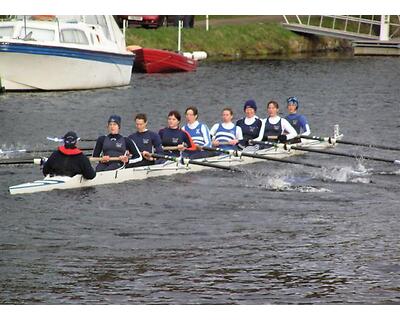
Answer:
[125, 22, 352, 61]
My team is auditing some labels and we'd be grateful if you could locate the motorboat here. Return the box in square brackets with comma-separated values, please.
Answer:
[0, 15, 134, 90]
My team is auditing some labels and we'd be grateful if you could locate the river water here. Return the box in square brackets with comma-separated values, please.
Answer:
[0, 55, 400, 304]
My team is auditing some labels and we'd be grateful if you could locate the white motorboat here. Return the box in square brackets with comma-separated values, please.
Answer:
[0, 15, 133, 90]
[9, 127, 343, 195]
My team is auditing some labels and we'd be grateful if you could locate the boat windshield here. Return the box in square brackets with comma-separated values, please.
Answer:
[18, 27, 55, 41]
[60, 29, 89, 45]
[0, 26, 13, 38]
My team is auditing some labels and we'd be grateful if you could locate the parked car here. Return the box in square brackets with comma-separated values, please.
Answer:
[115, 15, 194, 29]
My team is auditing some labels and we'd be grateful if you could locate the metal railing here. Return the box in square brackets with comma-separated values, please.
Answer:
[283, 15, 400, 39]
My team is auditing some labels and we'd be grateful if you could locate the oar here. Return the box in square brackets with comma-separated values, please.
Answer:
[150, 153, 243, 172]
[0, 147, 93, 156]
[0, 156, 121, 166]
[0, 158, 45, 166]
[201, 146, 323, 169]
[47, 136, 97, 143]
[300, 135, 400, 152]
[89, 157, 122, 162]
[286, 144, 400, 165]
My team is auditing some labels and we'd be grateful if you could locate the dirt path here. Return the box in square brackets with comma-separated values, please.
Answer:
[195, 15, 285, 27]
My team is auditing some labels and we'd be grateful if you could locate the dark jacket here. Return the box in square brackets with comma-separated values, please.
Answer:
[43, 146, 96, 179]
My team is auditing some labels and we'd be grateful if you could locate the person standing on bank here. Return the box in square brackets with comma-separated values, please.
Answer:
[43, 131, 96, 179]
[92, 115, 142, 172]
[255, 100, 297, 144]
[285, 96, 311, 136]
[236, 99, 262, 147]
[127, 113, 164, 167]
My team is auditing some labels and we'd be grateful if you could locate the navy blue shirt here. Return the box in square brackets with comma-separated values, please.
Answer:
[92, 133, 141, 171]
[128, 130, 163, 154]
[158, 127, 195, 157]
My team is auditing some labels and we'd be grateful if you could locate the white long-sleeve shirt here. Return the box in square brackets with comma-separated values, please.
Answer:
[255, 116, 297, 141]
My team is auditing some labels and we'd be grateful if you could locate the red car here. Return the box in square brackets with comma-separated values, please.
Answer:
[115, 15, 194, 29]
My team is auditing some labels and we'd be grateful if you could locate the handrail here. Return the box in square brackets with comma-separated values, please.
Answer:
[282, 15, 400, 40]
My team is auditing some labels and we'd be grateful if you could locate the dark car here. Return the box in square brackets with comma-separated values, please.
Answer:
[115, 15, 194, 29]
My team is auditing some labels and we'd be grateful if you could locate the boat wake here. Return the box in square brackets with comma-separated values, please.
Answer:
[242, 170, 331, 193]
[370, 168, 400, 176]
[314, 163, 372, 184]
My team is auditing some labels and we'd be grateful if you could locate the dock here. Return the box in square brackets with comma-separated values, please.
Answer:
[352, 40, 400, 56]
[282, 15, 400, 56]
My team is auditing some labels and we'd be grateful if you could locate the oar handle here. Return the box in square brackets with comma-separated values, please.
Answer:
[162, 146, 181, 151]
[89, 156, 122, 162]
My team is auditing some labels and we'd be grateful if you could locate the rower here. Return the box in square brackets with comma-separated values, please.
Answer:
[285, 96, 311, 136]
[255, 100, 297, 144]
[210, 107, 243, 151]
[92, 115, 142, 172]
[235, 99, 262, 147]
[158, 110, 197, 157]
[127, 113, 164, 167]
[42, 131, 96, 179]
[182, 106, 213, 159]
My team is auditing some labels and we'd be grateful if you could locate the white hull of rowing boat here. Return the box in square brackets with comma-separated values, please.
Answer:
[9, 137, 341, 195]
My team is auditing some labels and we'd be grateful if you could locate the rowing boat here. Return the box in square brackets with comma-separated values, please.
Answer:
[8, 126, 342, 195]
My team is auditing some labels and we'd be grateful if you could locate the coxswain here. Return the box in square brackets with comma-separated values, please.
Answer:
[158, 110, 196, 157]
[255, 100, 297, 144]
[182, 106, 213, 159]
[235, 99, 262, 147]
[42, 131, 96, 179]
[127, 113, 164, 167]
[209, 107, 243, 151]
[92, 115, 142, 172]
[285, 96, 311, 136]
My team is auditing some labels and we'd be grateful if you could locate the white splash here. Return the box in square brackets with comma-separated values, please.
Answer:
[315, 163, 372, 184]
[243, 169, 331, 193]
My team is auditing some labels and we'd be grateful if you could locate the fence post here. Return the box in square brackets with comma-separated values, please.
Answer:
[379, 15, 390, 40]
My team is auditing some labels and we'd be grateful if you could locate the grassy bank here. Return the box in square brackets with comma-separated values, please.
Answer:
[125, 22, 350, 60]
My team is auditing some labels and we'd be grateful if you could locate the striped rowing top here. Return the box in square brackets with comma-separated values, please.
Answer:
[182, 121, 211, 147]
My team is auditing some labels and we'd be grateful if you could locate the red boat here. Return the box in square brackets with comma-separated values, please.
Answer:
[128, 47, 197, 73]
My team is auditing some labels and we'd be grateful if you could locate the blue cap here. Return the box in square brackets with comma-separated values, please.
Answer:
[63, 131, 79, 148]
[243, 99, 257, 112]
[287, 96, 299, 109]
[108, 115, 121, 127]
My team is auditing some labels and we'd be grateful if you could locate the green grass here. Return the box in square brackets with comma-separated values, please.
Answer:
[125, 22, 319, 59]
[194, 15, 251, 21]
